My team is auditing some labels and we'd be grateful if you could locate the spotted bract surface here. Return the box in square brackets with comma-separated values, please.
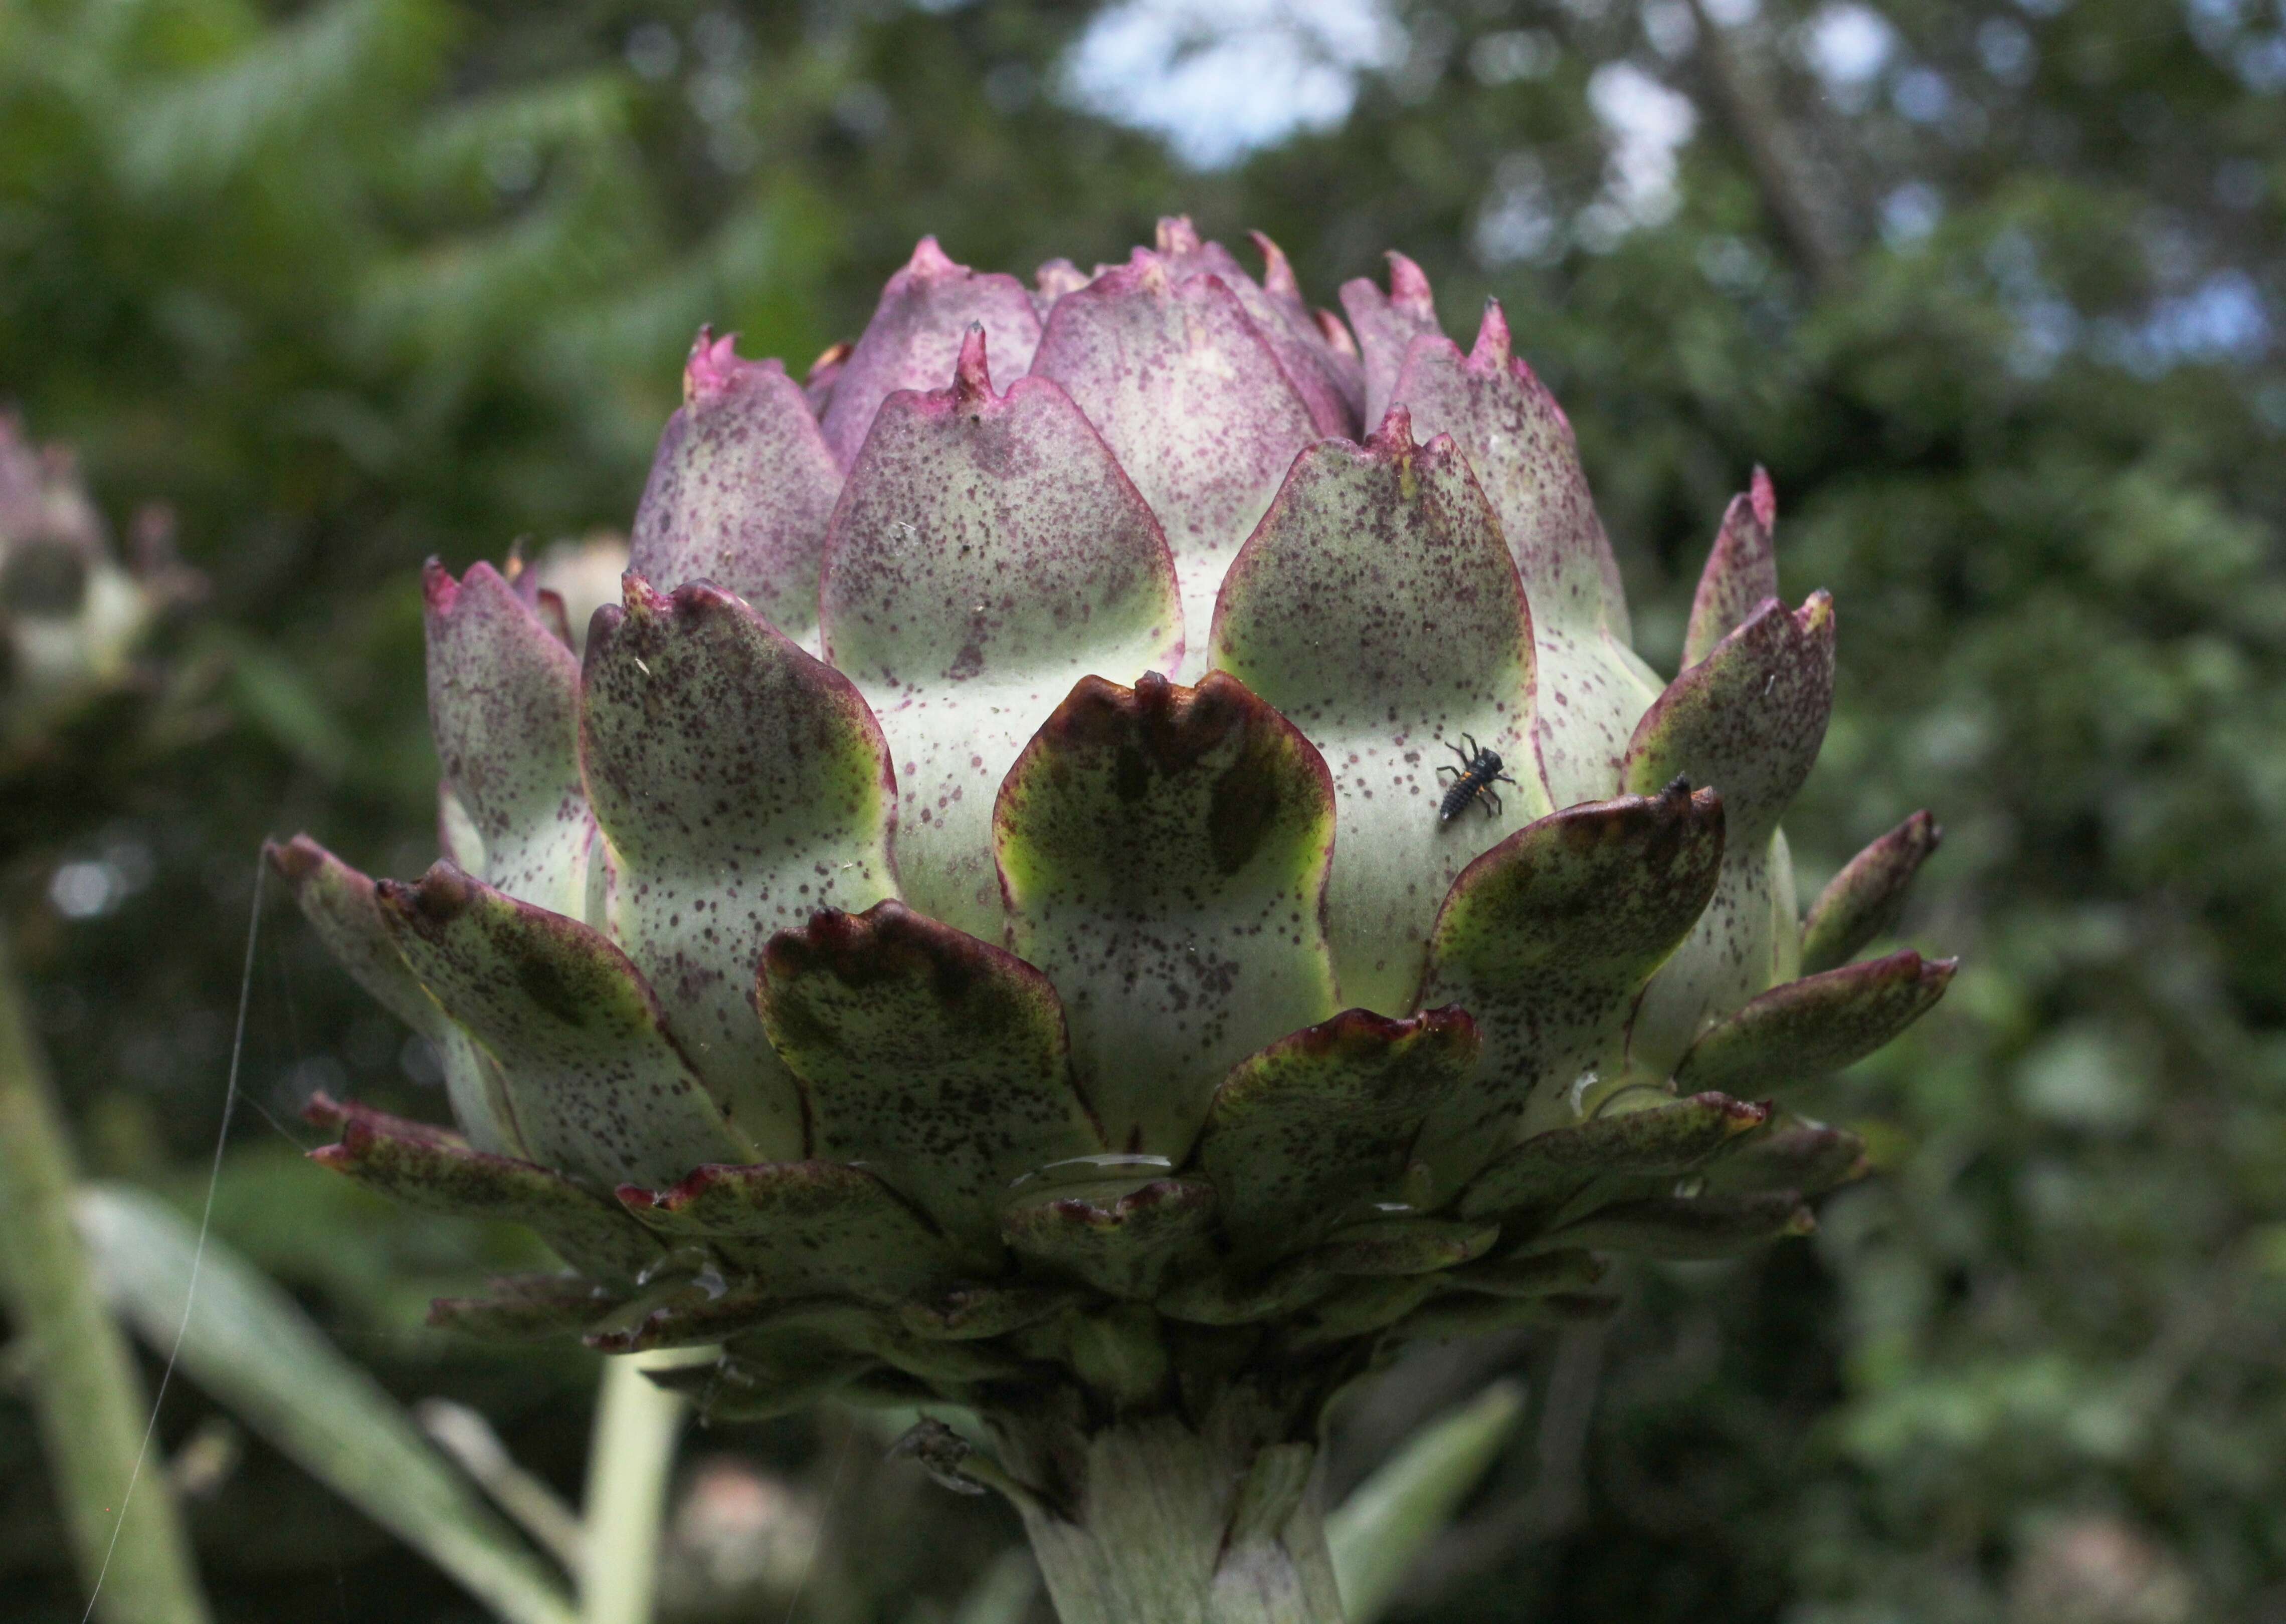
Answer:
[275, 218, 1952, 1427]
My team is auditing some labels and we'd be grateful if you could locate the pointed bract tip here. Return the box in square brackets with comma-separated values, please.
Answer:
[905, 235, 960, 278]
[1782, 1205, 1819, 1238]
[616, 1160, 745, 1216]
[1385, 251, 1434, 314]
[1281, 1003, 1466, 1060]
[300, 1089, 350, 1131]
[1370, 402, 1417, 453]
[1707, 1094, 1773, 1135]
[1471, 298, 1513, 369]
[263, 834, 324, 885]
[1796, 588, 1836, 635]
[421, 557, 459, 613]
[617, 569, 671, 621]
[683, 325, 749, 405]
[952, 323, 992, 402]
[1156, 216, 1203, 256]
[1750, 465, 1777, 529]
[1718, 489, 1762, 542]
[1248, 229, 1300, 298]
[1314, 308, 1359, 357]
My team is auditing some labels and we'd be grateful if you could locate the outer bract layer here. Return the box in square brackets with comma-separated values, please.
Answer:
[278, 220, 1950, 1431]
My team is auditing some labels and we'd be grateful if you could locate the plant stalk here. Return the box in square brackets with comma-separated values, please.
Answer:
[579, 1351, 689, 1624]
[999, 1401, 1347, 1624]
[0, 930, 212, 1624]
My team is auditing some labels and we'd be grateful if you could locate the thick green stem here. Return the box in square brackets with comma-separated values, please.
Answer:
[579, 1351, 688, 1624]
[0, 932, 212, 1624]
[1000, 1402, 1347, 1624]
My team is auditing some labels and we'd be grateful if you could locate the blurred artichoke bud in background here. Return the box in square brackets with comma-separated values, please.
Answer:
[512, 530, 632, 657]
[0, 412, 197, 766]
[274, 220, 1953, 1623]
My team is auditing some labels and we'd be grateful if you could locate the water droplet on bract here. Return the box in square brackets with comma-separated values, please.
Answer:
[1006, 1152, 1176, 1192]
[1672, 1175, 1707, 1199]
[635, 1244, 715, 1288]
[1399, 1160, 1436, 1209]
[640, 1252, 708, 1288]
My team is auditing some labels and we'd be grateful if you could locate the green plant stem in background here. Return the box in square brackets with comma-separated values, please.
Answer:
[951, 1547, 1044, 1624]
[1326, 1382, 1526, 1624]
[0, 932, 213, 1624]
[76, 1184, 580, 1624]
[579, 1352, 690, 1624]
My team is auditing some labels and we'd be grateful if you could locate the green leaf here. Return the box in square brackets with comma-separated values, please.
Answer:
[75, 1184, 580, 1624]
[1326, 1381, 1527, 1624]
[216, 630, 355, 782]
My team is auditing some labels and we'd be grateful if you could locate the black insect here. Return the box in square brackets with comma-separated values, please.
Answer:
[1436, 734, 1519, 823]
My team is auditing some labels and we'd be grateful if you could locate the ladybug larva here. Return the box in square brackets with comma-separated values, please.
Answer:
[1437, 733, 1520, 823]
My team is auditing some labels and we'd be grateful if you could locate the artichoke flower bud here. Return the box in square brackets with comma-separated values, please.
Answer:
[274, 222, 1953, 1623]
[0, 413, 197, 765]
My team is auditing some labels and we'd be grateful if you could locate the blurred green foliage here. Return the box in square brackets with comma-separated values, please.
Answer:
[1, 0, 2281, 1619]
